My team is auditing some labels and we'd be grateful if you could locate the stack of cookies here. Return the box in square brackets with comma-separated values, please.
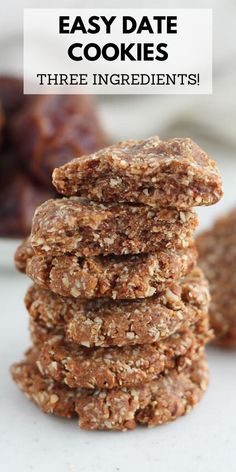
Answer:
[12, 137, 223, 431]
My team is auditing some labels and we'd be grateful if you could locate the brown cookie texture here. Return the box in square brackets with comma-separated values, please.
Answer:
[11, 352, 208, 431]
[30, 320, 63, 346]
[36, 318, 211, 389]
[14, 239, 34, 273]
[76, 354, 209, 431]
[52, 137, 223, 208]
[26, 268, 210, 348]
[16, 238, 197, 299]
[11, 348, 76, 419]
[197, 208, 236, 348]
[30, 197, 198, 257]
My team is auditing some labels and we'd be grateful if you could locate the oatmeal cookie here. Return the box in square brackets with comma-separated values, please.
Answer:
[30, 198, 198, 257]
[11, 348, 76, 419]
[26, 268, 210, 347]
[14, 239, 34, 273]
[11, 351, 208, 431]
[75, 354, 209, 430]
[16, 239, 197, 299]
[197, 208, 236, 347]
[52, 137, 223, 208]
[36, 318, 211, 389]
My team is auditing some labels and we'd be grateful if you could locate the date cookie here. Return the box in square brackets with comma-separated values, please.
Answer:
[197, 208, 236, 347]
[16, 239, 197, 299]
[30, 197, 198, 257]
[36, 318, 211, 389]
[11, 351, 208, 431]
[52, 137, 223, 208]
[26, 268, 210, 348]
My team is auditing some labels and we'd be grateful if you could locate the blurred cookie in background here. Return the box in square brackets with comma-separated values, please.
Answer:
[0, 101, 4, 149]
[0, 169, 52, 238]
[0, 76, 25, 117]
[197, 209, 236, 348]
[0, 77, 26, 148]
[10, 94, 107, 186]
[0, 76, 107, 238]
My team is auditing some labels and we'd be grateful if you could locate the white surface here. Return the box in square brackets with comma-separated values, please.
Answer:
[0, 239, 21, 270]
[0, 149, 236, 472]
